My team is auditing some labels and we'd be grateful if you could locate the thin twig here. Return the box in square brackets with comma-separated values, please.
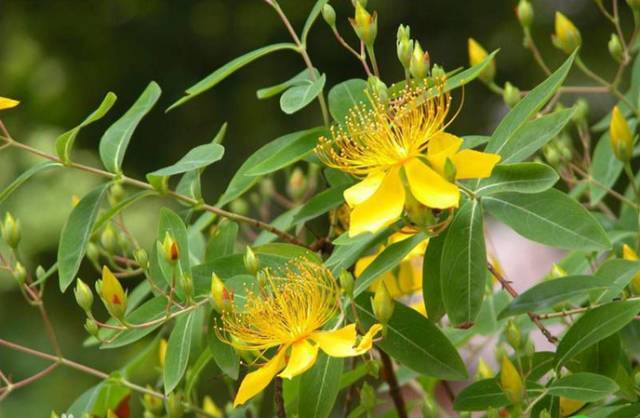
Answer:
[378, 349, 407, 418]
[274, 377, 286, 418]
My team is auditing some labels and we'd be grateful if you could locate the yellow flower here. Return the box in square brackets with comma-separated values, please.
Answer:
[218, 260, 382, 407]
[316, 81, 500, 236]
[99, 265, 127, 319]
[610, 105, 634, 162]
[500, 355, 523, 404]
[622, 244, 640, 294]
[553, 12, 581, 54]
[559, 397, 585, 417]
[200, 395, 223, 418]
[0, 97, 19, 111]
[158, 338, 168, 368]
[467, 38, 495, 82]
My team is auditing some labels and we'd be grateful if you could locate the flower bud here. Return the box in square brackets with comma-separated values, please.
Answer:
[548, 263, 568, 279]
[559, 397, 585, 417]
[431, 64, 445, 79]
[259, 178, 274, 199]
[143, 388, 164, 415]
[339, 270, 354, 297]
[609, 33, 624, 63]
[573, 98, 589, 126]
[108, 183, 125, 206]
[500, 355, 524, 404]
[210, 273, 227, 312]
[538, 409, 551, 418]
[409, 42, 430, 80]
[287, 167, 307, 201]
[0, 97, 19, 110]
[467, 38, 495, 83]
[202, 395, 222, 418]
[162, 232, 180, 264]
[476, 357, 494, 379]
[322, 4, 336, 28]
[623, 244, 640, 294]
[516, 0, 534, 28]
[35, 265, 46, 282]
[371, 282, 395, 325]
[84, 318, 99, 336]
[158, 338, 168, 368]
[100, 225, 116, 252]
[86, 242, 100, 265]
[552, 12, 581, 54]
[166, 391, 184, 418]
[396, 25, 413, 70]
[74, 278, 94, 313]
[243, 247, 259, 275]
[229, 198, 249, 215]
[134, 248, 149, 270]
[98, 265, 127, 320]
[13, 262, 26, 285]
[610, 105, 634, 162]
[506, 320, 522, 350]
[1, 212, 21, 248]
[350, 2, 377, 47]
[502, 82, 521, 108]
[180, 273, 194, 300]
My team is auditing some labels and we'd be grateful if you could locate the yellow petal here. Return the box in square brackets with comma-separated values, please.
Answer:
[0, 97, 19, 111]
[559, 397, 585, 417]
[623, 244, 639, 261]
[234, 347, 287, 407]
[102, 265, 125, 306]
[410, 301, 428, 316]
[451, 149, 501, 180]
[344, 172, 385, 207]
[397, 260, 421, 294]
[349, 167, 405, 236]
[355, 253, 377, 277]
[426, 132, 463, 174]
[279, 339, 319, 379]
[311, 323, 382, 357]
[404, 158, 460, 209]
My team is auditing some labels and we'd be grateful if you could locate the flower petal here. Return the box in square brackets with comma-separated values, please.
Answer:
[0, 97, 19, 111]
[279, 339, 319, 379]
[233, 348, 287, 407]
[404, 158, 460, 209]
[344, 172, 385, 207]
[451, 149, 501, 179]
[349, 167, 405, 236]
[426, 132, 463, 174]
[311, 323, 382, 357]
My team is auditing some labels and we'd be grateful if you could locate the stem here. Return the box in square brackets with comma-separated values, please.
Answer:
[488, 262, 558, 344]
[378, 349, 407, 418]
[0, 338, 217, 417]
[366, 46, 380, 78]
[330, 27, 372, 77]
[274, 377, 286, 418]
[523, 29, 551, 76]
[570, 163, 639, 209]
[538, 296, 640, 320]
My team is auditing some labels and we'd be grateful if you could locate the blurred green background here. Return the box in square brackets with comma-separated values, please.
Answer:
[0, 0, 626, 415]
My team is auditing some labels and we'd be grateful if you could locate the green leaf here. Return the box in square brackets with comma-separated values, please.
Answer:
[493, 108, 576, 164]
[498, 275, 610, 318]
[164, 310, 196, 393]
[147, 143, 224, 178]
[158, 208, 191, 284]
[461, 135, 489, 150]
[99, 297, 171, 349]
[280, 73, 326, 114]
[292, 184, 349, 225]
[175, 169, 202, 202]
[444, 50, 499, 92]
[555, 300, 640, 368]
[453, 379, 509, 411]
[353, 294, 467, 380]
[56, 92, 117, 164]
[208, 311, 239, 379]
[423, 234, 446, 321]
[99, 81, 161, 173]
[218, 129, 322, 206]
[570, 333, 620, 379]
[66, 380, 130, 417]
[483, 189, 611, 251]
[185, 347, 213, 398]
[485, 52, 575, 157]
[327, 79, 368, 123]
[58, 183, 109, 291]
[353, 232, 427, 297]
[206, 219, 239, 262]
[301, 0, 329, 44]
[245, 127, 327, 176]
[441, 200, 487, 326]
[474, 162, 558, 196]
[168, 43, 298, 110]
[0, 161, 61, 204]
[257, 69, 319, 99]
[93, 190, 155, 232]
[298, 353, 343, 418]
[547, 372, 618, 401]
[325, 229, 392, 276]
[593, 259, 640, 303]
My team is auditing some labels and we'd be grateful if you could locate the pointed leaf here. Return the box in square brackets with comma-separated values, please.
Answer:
[164, 310, 196, 393]
[328, 79, 368, 123]
[0, 161, 61, 204]
[298, 353, 343, 418]
[548, 372, 618, 401]
[423, 233, 446, 321]
[280, 73, 326, 114]
[474, 162, 559, 196]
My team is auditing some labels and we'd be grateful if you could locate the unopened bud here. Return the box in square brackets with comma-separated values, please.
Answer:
[74, 278, 94, 313]
[506, 320, 522, 350]
[322, 4, 336, 28]
[287, 167, 307, 201]
[538, 409, 551, 418]
[13, 262, 26, 285]
[229, 198, 249, 215]
[476, 357, 494, 379]
[166, 391, 184, 418]
[559, 397, 585, 417]
[158, 338, 168, 368]
[573, 98, 589, 126]
[609, 33, 624, 63]
[210, 273, 227, 312]
[552, 12, 581, 54]
[36, 265, 46, 282]
[396, 25, 413, 70]
[371, 282, 395, 325]
[339, 270, 354, 297]
[243, 247, 259, 275]
[143, 388, 164, 414]
[202, 395, 222, 417]
[180, 273, 193, 300]
[108, 183, 125, 206]
[502, 82, 521, 108]
[100, 225, 116, 252]
[86, 242, 100, 265]
[622, 244, 640, 294]
[516, 0, 534, 28]
[610, 105, 634, 162]
[1, 212, 21, 248]
[84, 318, 99, 336]
[350, 2, 377, 47]
[500, 355, 524, 403]
[468, 38, 495, 83]
[134, 248, 149, 270]
[162, 232, 180, 263]
[98, 265, 127, 320]
[259, 178, 274, 199]
[409, 42, 430, 79]
[431, 64, 445, 79]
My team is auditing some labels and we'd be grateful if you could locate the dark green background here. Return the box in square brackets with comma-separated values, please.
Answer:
[0, 0, 624, 415]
